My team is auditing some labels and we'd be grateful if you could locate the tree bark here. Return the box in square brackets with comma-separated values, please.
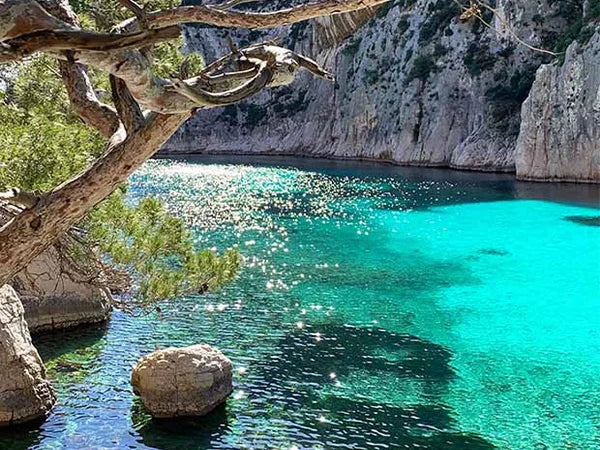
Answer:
[0, 0, 386, 286]
[0, 113, 187, 286]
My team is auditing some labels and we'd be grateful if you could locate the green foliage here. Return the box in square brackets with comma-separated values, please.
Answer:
[71, 0, 177, 31]
[152, 37, 204, 79]
[485, 67, 537, 104]
[485, 66, 538, 132]
[544, 0, 599, 63]
[0, 56, 104, 192]
[239, 103, 267, 127]
[273, 88, 309, 117]
[363, 68, 380, 85]
[0, 55, 240, 305]
[87, 191, 241, 304]
[419, 0, 463, 45]
[406, 54, 436, 83]
[463, 43, 496, 76]
[343, 37, 361, 58]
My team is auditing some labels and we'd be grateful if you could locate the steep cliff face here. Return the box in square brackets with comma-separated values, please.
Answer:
[516, 32, 600, 182]
[164, 0, 599, 181]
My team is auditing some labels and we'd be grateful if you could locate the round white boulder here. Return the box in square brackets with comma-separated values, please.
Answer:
[131, 344, 233, 418]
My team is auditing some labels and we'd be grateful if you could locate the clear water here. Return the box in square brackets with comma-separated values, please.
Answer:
[2, 156, 599, 449]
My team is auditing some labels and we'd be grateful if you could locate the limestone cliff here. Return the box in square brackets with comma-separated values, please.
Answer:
[11, 245, 112, 333]
[0, 206, 112, 333]
[163, 0, 599, 182]
[516, 32, 600, 182]
[0, 285, 55, 426]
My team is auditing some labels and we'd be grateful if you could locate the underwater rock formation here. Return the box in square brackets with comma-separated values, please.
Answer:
[131, 344, 233, 418]
[0, 285, 55, 427]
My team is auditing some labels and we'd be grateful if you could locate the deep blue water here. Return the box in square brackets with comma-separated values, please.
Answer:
[2, 156, 599, 449]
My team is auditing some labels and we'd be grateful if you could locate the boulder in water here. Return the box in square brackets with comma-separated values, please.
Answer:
[0, 285, 55, 427]
[131, 344, 233, 418]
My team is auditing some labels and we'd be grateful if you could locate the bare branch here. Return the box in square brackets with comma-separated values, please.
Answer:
[172, 57, 271, 106]
[212, 0, 265, 11]
[122, 0, 388, 30]
[118, 0, 146, 22]
[59, 60, 120, 137]
[296, 53, 335, 80]
[0, 26, 181, 63]
[72, 43, 335, 113]
[110, 74, 144, 133]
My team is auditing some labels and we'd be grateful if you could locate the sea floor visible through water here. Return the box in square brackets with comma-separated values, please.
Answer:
[2, 155, 599, 449]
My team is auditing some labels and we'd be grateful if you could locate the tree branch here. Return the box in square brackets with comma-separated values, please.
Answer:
[59, 60, 120, 137]
[0, 113, 188, 287]
[72, 43, 334, 113]
[0, 26, 181, 63]
[172, 57, 272, 106]
[0, 188, 39, 209]
[118, 0, 146, 23]
[128, 0, 387, 30]
[110, 74, 144, 133]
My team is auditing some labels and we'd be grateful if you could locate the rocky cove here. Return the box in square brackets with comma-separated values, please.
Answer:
[163, 0, 600, 183]
[0, 0, 599, 447]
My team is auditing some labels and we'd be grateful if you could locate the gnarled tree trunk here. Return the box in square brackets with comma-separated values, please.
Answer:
[0, 0, 386, 286]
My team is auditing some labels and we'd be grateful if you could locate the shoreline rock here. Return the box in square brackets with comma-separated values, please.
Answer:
[0, 285, 55, 427]
[131, 345, 233, 419]
[11, 245, 112, 334]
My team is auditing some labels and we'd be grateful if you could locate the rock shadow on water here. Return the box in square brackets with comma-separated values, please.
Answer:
[131, 397, 231, 449]
[267, 324, 455, 384]
[0, 418, 46, 450]
[563, 215, 600, 227]
[33, 323, 108, 363]
[32, 324, 108, 383]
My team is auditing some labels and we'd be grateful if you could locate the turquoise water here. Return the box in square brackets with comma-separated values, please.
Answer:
[1, 156, 599, 449]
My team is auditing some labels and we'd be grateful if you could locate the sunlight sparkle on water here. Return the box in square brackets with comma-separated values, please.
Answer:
[8, 159, 596, 450]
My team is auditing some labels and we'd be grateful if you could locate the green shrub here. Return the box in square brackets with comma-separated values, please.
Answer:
[406, 54, 436, 83]
[463, 43, 496, 76]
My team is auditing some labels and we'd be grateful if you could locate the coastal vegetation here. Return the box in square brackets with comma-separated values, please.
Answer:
[0, 0, 597, 445]
[0, 0, 384, 303]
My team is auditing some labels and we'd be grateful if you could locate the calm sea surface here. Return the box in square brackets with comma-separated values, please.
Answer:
[2, 156, 599, 449]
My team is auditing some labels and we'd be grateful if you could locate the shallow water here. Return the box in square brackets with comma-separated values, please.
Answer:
[2, 156, 599, 449]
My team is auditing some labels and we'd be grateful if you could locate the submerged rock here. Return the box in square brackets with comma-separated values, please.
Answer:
[11, 245, 112, 333]
[0, 285, 55, 427]
[131, 344, 233, 418]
